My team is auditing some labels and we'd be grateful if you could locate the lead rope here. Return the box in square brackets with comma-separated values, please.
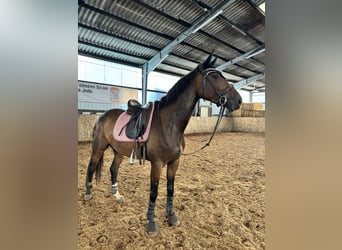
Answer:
[182, 105, 225, 156]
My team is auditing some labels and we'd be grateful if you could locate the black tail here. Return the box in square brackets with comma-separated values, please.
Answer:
[94, 155, 104, 182]
[92, 119, 104, 182]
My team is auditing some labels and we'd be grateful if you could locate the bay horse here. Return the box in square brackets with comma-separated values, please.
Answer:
[84, 53, 242, 235]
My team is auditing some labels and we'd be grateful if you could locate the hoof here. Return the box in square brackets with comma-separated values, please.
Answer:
[146, 220, 158, 236]
[113, 193, 124, 203]
[168, 212, 179, 226]
[84, 193, 92, 201]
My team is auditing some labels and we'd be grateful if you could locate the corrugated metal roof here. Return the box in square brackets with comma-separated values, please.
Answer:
[78, 0, 265, 92]
[141, 0, 205, 24]
[247, 22, 265, 42]
[78, 43, 146, 65]
[79, 27, 157, 58]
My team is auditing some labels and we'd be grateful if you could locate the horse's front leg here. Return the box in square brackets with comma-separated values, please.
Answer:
[146, 161, 162, 235]
[166, 159, 180, 226]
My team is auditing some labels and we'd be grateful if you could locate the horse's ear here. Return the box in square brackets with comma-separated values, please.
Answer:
[203, 53, 212, 68]
[211, 56, 217, 67]
[202, 51, 215, 70]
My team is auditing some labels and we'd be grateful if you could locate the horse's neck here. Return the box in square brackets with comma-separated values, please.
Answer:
[160, 81, 199, 134]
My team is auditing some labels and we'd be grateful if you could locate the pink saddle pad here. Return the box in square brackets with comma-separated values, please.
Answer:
[113, 102, 154, 142]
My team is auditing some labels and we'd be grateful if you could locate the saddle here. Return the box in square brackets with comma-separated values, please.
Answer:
[124, 99, 151, 139]
[117, 99, 154, 165]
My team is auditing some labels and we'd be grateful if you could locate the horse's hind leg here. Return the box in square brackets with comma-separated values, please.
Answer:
[110, 151, 124, 203]
[84, 150, 105, 200]
[84, 124, 108, 200]
[166, 159, 180, 226]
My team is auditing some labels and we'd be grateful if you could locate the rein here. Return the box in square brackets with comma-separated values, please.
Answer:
[182, 105, 225, 156]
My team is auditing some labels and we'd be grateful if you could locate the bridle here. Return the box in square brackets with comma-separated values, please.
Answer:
[182, 67, 232, 156]
[200, 67, 233, 108]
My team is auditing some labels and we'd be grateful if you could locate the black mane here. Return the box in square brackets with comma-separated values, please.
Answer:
[158, 68, 198, 108]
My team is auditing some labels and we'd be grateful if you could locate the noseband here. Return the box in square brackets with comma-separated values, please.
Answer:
[200, 67, 232, 107]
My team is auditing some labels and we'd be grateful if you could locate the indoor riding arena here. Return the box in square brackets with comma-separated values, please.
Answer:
[78, 0, 265, 249]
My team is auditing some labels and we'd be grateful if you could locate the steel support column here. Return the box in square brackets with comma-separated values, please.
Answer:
[142, 64, 148, 105]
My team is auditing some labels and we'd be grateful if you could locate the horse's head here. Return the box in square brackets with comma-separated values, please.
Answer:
[198, 54, 242, 112]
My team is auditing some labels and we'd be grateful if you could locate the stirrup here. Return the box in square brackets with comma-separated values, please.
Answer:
[129, 146, 137, 165]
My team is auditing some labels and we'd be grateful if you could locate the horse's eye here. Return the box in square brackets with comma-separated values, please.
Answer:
[212, 74, 220, 79]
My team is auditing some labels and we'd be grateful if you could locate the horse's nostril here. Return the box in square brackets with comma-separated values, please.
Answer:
[238, 98, 242, 105]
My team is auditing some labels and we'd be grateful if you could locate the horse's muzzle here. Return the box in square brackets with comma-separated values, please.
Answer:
[224, 94, 242, 112]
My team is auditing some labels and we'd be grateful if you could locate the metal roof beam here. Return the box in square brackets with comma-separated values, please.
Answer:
[245, 0, 265, 17]
[192, 0, 264, 45]
[145, 0, 237, 73]
[78, 23, 160, 51]
[251, 87, 265, 93]
[220, 15, 263, 45]
[78, 39, 249, 79]
[174, 43, 259, 77]
[234, 73, 265, 89]
[216, 44, 265, 71]
[79, 23, 203, 66]
[78, 0, 173, 40]
[134, 0, 264, 66]
[78, 35, 258, 79]
[79, 40, 195, 73]
[78, 40, 150, 60]
[78, 52, 141, 69]
[79, 1, 259, 77]
[134, 0, 259, 57]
